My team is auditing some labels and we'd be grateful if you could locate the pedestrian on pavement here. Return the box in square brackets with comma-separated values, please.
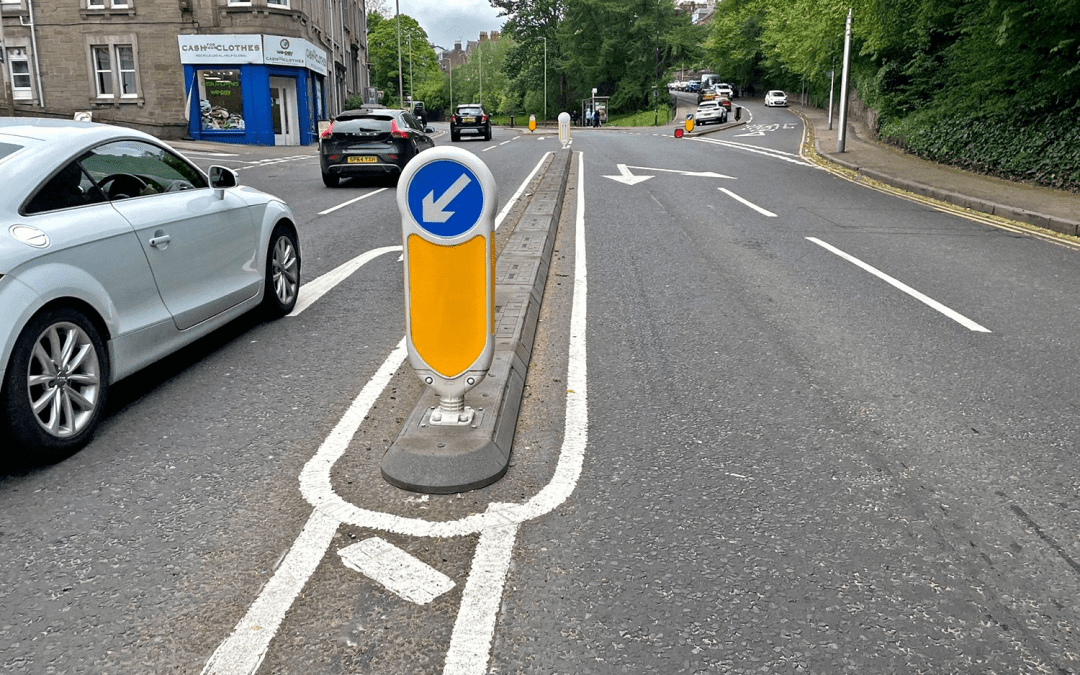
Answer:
[586, 108, 594, 127]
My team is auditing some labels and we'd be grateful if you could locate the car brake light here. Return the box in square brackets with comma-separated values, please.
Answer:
[482, 115, 488, 123]
[391, 119, 408, 139]
[321, 121, 335, 139]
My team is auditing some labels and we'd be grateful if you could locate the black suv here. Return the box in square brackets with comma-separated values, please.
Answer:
[319, 107, 434, 187]
[450, 104, 492, 142]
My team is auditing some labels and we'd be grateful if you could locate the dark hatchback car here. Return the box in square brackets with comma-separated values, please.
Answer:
[450, 104, 492, 142]
[320, 108, 435, 186]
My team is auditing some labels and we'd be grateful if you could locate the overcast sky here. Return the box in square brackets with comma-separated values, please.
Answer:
[394, 0, 506, 53]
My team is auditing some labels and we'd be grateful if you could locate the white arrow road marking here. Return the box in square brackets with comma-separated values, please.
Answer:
[201, 151, 573, 675]
[806, 237, 992, 333]
[339, 537, 456, 605]
[718, 188, 777, 217]
[423, 173, 473, 223]
[603, 163, 653, 185]
[603, 164, 736, 185]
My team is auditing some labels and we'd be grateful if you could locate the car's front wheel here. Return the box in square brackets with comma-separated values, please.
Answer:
[262, 224, 301, 318]
[2, 308, 109, 463]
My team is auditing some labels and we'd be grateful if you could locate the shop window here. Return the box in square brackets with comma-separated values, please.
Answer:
[91, 43, 138, 99]
[198, 70, 246, 130]
[6, 47, 33, 101]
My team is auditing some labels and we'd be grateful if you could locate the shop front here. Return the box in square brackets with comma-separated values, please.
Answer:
[178, 34, 328, 146]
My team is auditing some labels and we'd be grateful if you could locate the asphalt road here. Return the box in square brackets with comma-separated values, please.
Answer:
[3, 103, 1080, 674]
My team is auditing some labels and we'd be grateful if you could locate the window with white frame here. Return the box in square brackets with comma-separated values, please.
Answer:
[226, 0, 252, 6]
[267, 0, 289, 7]
[85, 0, 132, 9]
[91, 42, 139, 99]
[7, 47, 33, 100]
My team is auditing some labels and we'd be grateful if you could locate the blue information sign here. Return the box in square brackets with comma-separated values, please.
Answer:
[406, 159, 486, 238]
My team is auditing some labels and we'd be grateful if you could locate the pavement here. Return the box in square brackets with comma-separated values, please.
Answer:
[790, 103, 1080, 239]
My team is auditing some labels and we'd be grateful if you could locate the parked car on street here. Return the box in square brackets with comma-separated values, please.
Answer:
[450, 104, 492, 142]
[0, 118, 301, 462]
[765, 90, 789, 107]
[320, 108, 435, 186]
[695, 100, 729, 126]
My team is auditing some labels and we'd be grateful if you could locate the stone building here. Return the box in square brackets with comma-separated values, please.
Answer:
[0, 0, 369, 145]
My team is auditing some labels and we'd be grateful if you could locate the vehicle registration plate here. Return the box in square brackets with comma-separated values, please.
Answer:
[462, 117, 475, 123]
[348, 156, 377, 163]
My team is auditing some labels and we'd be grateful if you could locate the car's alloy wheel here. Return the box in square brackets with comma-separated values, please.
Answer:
[3, 308, 109, 461]
[263, 225, 301, 317]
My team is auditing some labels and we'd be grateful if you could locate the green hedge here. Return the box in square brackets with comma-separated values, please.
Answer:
[879, 107, 1080, 192]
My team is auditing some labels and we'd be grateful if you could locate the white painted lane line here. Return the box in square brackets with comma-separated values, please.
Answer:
[201, 338, 409, 675]
[339, 537, 455, 605]
[443, 520, 520, 675]
[693, 136, 812, 166]
[200, 508, 341, 675]
[806, 237, 992, 333]
[719, 187, 777, 217]
[318, 187, 390, 215]
[494, 152, 550, 228]
[289, 245, 401, 316]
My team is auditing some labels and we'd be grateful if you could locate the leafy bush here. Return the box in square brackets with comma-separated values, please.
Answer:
[879, 106, 1080, 192]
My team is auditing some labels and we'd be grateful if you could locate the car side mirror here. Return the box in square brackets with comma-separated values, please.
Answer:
[425, 126, 434, 133]
[208, 165, 238, 199]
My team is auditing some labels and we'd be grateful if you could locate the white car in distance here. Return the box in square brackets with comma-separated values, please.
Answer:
[765, 90, 789, 107]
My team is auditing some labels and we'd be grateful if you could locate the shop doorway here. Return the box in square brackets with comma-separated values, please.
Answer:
[270, 77, 299, 146]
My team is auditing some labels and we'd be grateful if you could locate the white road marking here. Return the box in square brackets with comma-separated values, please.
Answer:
[202, 150, 583, 675]
[443, 519, 520, 674]
[339, 537, 455, 605]
[288, 245, 401, 316]
[318, 187, 390, 215]
[718, 187, 777, 217]
[694, 136, 812, 166]
[199, 507, 344, 675]
[806, 237, 992, 333]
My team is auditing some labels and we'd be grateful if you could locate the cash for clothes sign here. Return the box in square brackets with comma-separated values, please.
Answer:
[398, 146, 496, 399]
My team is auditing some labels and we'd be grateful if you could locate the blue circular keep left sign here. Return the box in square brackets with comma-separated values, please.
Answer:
[406, 159, 486, 238]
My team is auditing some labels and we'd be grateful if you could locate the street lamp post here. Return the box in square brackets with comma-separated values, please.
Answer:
[541, 37, 547, 126]
[435, 45, 454, 114]
[395, 0, 404, 108]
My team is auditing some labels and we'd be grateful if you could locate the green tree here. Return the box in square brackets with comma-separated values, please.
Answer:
[367, 13, 439, 107]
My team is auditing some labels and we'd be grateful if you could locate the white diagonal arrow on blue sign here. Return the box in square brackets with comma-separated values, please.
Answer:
[423, 173, 473, 223]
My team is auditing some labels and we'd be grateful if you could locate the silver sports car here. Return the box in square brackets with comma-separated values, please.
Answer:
[0, 118, 301, 462]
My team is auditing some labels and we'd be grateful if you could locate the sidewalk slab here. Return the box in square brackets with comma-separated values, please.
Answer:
[794, 104, 1080, 238]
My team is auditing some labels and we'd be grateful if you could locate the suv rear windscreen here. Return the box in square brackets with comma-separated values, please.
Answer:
[456, 108, 484, 117]
[334, 117, 393, 133]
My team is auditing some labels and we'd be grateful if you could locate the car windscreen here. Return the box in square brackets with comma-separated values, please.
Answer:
[334, 117, 393, 133]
